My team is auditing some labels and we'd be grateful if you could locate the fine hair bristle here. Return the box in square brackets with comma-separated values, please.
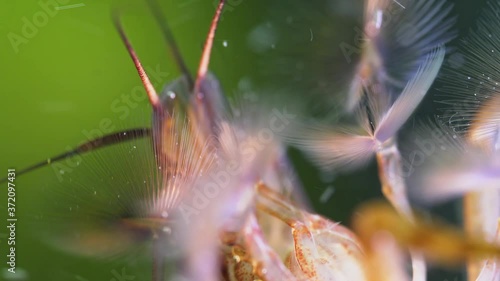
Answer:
[439, 1, 500, 138]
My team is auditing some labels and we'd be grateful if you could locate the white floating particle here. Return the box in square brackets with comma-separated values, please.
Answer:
[319, 186, 335, 203]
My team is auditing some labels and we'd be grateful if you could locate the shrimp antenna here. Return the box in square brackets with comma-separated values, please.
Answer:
[145, 0, 194, 88]
[113, 11, 162, 111]
[193, 0, 225, 95]
[0, 128, 151, 184]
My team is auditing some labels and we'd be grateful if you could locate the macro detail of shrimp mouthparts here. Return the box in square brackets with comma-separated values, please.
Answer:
[3, 0, 500, 280]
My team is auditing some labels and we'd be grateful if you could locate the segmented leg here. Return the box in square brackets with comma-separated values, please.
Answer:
[376, 142, 426, 281]
[352, 202, 500, 266]
[256, 183, 367, 281]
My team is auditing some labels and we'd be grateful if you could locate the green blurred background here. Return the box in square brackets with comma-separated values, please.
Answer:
[0, 0, 489, 280]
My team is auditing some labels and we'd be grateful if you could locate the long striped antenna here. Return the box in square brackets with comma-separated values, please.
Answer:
[113, 11, 162, 111]
[145, 0, 194, 88]
[193, 0, 225, 95]
[0, 128, 151, 184]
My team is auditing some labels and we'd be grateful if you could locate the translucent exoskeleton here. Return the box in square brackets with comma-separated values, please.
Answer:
[2, 1, 305, 280]
[199, 181, 500, 281]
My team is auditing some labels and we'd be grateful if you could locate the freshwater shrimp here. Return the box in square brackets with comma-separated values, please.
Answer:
[6, 1, 497, 281]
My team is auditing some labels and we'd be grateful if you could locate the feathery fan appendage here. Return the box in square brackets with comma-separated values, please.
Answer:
[405, 122, 493, 203]
[374, 45, 445, 143]
[31, 134, 169, 259]
[288, 45, 445, 176]
[285, 122, 377, 172]
[150, 111, 218, 216]
[349, 0, 455, 111]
